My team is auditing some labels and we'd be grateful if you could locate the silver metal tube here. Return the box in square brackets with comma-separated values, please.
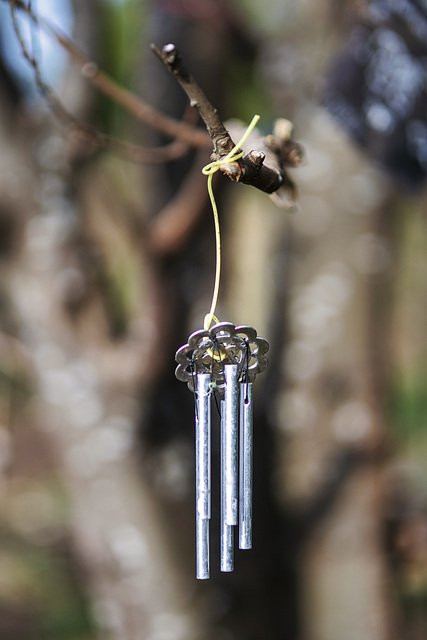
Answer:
[220, 400, 234, 571]
[239, 382, 253, 549]
[196, 373, 211, 519]
[195, 373, 211, 579]
[196, 516, 209, 579]
[224, 365, 239, 526]
[221, 524, 234, 572]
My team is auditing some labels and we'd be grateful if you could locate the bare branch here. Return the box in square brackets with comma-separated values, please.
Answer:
[70, 125, 191, 164]
[10, 2, 77, 126]
[5, 0, 211, 150]
[151, 43, 302, 199]
[151, 43, 234, 157]
[147, 152, 210, 255]
[10, 4, 192, 163]
[46, 26, 210, 148]
[74, 104, 198, 163]
[6, 0, 303, 200]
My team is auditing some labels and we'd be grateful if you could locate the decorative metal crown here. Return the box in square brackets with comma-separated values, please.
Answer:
[175, 321, 269, 392]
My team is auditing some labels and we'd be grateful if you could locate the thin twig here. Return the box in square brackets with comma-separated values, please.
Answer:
[6, 0, 302, 198]
[46, 25, 211, 148]
[151, 43, 234, 157]
[10, 2, 76, 126]
[6, 0, 210, 160]
[69, 125, 191, 164]
[9, 4, 192, 163]
[6, 0, 211, 147]
[75, 104, 198, 163]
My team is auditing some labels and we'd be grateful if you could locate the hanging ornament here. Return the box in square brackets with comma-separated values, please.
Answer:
[175, 322, 268, 578]
[174, 116, 269, 579]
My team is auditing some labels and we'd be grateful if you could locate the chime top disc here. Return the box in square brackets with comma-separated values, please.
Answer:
[175, 321, 269, 392]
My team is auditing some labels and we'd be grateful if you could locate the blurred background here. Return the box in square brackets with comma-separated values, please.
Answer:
[0, 0, 427, 638]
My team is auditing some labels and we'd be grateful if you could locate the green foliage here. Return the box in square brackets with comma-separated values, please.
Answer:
[0, 365, 33, 416]
[388, 370, 427, 500]
[94, 0, 147, 135]
[390, 374, 427, 437]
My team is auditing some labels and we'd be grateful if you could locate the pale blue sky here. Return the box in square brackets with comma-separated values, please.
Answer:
[0, 0, 74, 97]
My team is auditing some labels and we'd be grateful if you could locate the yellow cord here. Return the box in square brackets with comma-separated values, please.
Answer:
[202, 114, 260, 330]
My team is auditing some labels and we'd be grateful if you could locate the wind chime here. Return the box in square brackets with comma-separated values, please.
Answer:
[175, 116, 270, 579]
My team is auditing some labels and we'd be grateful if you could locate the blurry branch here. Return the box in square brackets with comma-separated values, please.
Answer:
[9, 2, 75, 127]
[147, 151, 211, 255]
[42, 20, 211, 148]
[90, 133, 190, 164]
[7, 0, 205, 162]
[74, 106, 197, 164]
[6, 0, 303, 201]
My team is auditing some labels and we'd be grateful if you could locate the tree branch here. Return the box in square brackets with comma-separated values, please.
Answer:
[71, 125, 191, 163]
[47, 27, 210, 148]
[151, 43, 303, 200]
[5, 0, 211, 150]
[6, 0, 303, 201]
[151, 43, 234, 157]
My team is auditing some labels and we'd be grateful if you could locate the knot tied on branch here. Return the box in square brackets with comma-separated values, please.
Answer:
[151, 43, 304, 206]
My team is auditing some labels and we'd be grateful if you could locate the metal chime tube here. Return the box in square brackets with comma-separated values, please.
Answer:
[220, 400, 234, 571]
[196, 518, 209, 580]
[195, 373, 211, 579]
[223, 365, 239, 526]
[239, 382, 253, 549]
